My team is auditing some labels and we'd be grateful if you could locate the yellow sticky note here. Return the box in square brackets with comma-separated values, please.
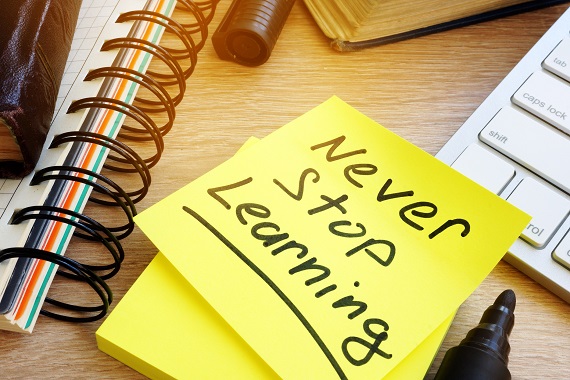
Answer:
[96, 252, 279, 379]
[135, 97, 529, 379]
[97, 135, 453, 379]
[96, 252, 453, 379]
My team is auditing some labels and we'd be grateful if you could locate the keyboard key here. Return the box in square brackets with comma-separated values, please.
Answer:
[507, 178, 570, 247]
[512, 71, 570, 135]
[451, 143, 515, 194]
[544, 38, 570, 82]
[554, 231, 570, 270]
[480, 106, 570, 194]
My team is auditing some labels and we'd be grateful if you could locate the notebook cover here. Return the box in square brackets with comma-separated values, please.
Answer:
[0, 0, 81, 178]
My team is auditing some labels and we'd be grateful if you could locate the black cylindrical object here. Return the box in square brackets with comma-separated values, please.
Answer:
[434, 289, 516, 380]
[212, 0, 295, 66]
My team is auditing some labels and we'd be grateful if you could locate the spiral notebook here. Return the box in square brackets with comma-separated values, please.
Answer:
[0, 0, 218, 333]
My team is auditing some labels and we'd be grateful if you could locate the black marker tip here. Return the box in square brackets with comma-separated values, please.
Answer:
[434, 289, 516, 380]
[495, 289, 516, 310]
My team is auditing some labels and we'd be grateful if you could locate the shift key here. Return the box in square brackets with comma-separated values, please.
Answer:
[512, 71, 570, 135]
[480, 106, 570, 194]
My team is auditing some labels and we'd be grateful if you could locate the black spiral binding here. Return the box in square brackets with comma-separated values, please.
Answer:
[0, 0, 219, 324]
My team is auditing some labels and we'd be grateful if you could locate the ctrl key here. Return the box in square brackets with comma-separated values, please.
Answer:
[554, 232, 570, 270]
[507, 178, 570, 247]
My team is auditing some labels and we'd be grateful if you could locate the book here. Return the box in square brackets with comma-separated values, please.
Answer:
[303, 0, 570, 51]
[0, 0, 81, 178]
[0, 0, 219, 333]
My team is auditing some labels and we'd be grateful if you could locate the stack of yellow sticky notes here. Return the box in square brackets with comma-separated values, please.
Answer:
[96, 97, 528, 379]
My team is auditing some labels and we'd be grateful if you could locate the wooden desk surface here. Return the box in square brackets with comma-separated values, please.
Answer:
[1, 1, 569, 378]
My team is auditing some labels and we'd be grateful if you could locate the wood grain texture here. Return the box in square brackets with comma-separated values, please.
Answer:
[1, 1, 569, 378]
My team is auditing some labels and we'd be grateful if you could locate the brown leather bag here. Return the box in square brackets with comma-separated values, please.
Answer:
[0, 0, 81, 178]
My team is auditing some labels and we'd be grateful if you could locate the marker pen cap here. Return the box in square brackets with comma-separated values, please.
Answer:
[212, 0, 295, 66]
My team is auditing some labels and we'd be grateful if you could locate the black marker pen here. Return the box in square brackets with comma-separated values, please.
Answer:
[434, 289, 516, 380]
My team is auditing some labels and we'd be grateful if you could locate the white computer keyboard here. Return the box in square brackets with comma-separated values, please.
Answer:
[437, 7, 570, 303]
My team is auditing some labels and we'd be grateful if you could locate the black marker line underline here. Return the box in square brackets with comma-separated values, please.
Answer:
[182, 206, 347, 380]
